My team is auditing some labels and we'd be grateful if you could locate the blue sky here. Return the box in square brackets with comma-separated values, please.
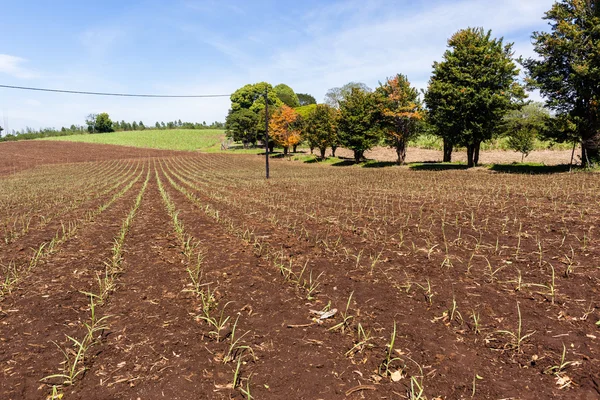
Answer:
[1, 0, 554, 131]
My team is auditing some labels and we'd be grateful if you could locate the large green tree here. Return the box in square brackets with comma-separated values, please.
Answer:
[225, 109, 259, 148]
[305, 104, 338, 158]
[425, 27, 525, 167]
[230, 82, 283, 113]
[95, 113, 114, 133]
[273, 84, 300, 108]
[522, 0, 600, 166]
[499, 102, 550, 162]
[337, 88, 380, 162]
[297, 93, 317, 106]
[375, 74, 424, 165]
[325, 82, 372, 109]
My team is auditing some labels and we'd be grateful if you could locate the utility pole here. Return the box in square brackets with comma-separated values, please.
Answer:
[265, 87, 270, 179]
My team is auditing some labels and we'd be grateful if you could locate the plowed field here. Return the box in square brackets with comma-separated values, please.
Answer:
[0, 142, 599, 399]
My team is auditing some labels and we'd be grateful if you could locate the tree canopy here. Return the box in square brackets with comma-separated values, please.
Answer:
[337, 88, 380, 162]
[425, 27, 525, 167]
[522, 0, 600, 165]
[499, 102, 550, 161]
[269, 105, 301, 155]
[304, 104, 338, 158]
[230, 82, 283, 113]
[325, 82, 372, 109]
[225, 108, 259, 148]
[273, 84, 300, 108]
[297, 93, 317, 106]
[375, 74, 424, 164]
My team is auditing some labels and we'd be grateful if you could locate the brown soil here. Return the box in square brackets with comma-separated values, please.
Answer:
[0, 141, 599, 400]
[0, 141, 188, 175]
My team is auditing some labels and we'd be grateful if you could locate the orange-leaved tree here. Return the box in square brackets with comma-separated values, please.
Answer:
[269, 105, 301, 155]
[375, 74, 424, 164]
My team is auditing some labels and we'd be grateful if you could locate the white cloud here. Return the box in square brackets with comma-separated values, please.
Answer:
[80, 27, 124, 56]
[0, 54, 39, 79]
[259, 0, 554, 102]
[4, 0, 555, 131]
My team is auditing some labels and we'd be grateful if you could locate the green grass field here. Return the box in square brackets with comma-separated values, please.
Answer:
[42, 129, 226, 152]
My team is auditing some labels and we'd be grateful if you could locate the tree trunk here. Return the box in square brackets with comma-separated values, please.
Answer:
[331, 146, 337, 157]
[582, 131, 600, 167]
[396, 140, 407, 165]
[473, 142, 480, 166]
[293, 144, 298, 153]
[309, 146, 314, 155]
[319, 147, 326, 159]
[354, 150, 363, 163]
[473, 141, 481, 166]
[443, 139, 453, 162]
[269, 142, 275, 153]
[283, 146, 288, 156]
[466, 144, 475, 168]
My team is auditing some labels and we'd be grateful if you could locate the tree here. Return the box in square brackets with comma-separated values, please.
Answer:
[225, 109, 259, 148]
[297, 93, 317, 106]
[375, 74, 424, 164]
[337, 88, 381, 162]
[305, 104, 338, 158]
[522, 0, 600, 166]
[269, 105, 301, 155]
[230, 82, 283, 113]
[85, 113, 98, 133]
[0, 125, 3, 136]
[132, 121, 139, 131]
[274, 84, 300, 108]
[325, 82, 372, 109]
[95, 113, 114, 133]
[498, 102, 550, 162]
[139, 121, 145, 130]
[425, 27, 525, 167]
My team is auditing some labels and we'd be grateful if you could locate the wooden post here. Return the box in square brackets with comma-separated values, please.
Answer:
[265, 87, 270, 179]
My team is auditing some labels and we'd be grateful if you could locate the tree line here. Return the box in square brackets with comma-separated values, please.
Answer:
[226, 0, 600, 167]
[0, 113, 224, 142]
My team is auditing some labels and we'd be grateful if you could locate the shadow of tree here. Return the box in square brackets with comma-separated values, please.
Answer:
[488, 164, 572, 174]
[409, 162, 469, 171]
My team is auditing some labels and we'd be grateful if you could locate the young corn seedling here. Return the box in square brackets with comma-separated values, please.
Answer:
[198, 301, 232, 342]
[369, 250, 384, 275]
[379, 321, 403, 378]
[527, 264, 556, 304]
[544, 343, 575, 376]
[223, 315, 255, 364]
[303, 269, 324, 301]
[345, 323, 373, 357]
[496, 302, 535, 353]
[329, 292, 354, 333]
[185, 251, 205, 296]
[0, 262, 19, 298]
[416, 279, 433, 305]
[471, 374, 483, 398]
[239, 373, 253, 400]
[43, 295, 110, 386]
[470, 310, 481, 334]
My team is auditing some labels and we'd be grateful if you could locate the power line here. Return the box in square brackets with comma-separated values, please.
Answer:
[0, 84, 231, 98]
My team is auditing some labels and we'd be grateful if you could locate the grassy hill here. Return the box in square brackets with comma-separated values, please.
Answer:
[42, 129, 226, 152]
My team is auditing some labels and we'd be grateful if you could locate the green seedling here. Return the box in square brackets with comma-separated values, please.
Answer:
[379, 321, 403, 378]
[345, 323, 373, 357]
[496, 303, 535, 352]
[224, 315, 255, 364]
[198, 301, 232, 342]
[544, 343, 575, 375]
[329, 292, 354, 333]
